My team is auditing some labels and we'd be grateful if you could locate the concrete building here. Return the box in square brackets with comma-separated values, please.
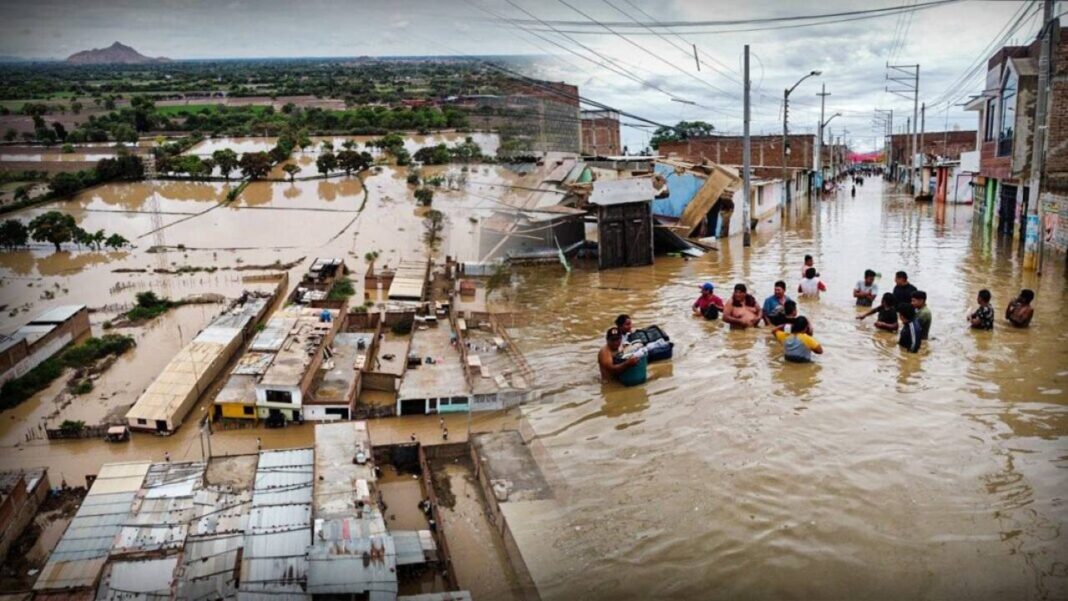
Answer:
[303, 331, 373, 421]
[251, 306, 343, 424]
[580, 109, 621, 156]
[397, 323, 471, 416]
[0, 468, 49, 564]
[0, 305, 90, 385]
[126, 295, 271, 433]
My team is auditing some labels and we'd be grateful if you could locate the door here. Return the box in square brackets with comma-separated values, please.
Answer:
[599, 220, 625, 269]
[998, 184, 1017, 235]
[400, 398, 426, 416]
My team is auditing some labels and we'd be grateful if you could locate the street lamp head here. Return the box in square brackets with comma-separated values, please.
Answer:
[811, 70, 822, 76]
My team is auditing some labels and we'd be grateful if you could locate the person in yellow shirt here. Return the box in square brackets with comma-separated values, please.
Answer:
[771, 316, 823, 363]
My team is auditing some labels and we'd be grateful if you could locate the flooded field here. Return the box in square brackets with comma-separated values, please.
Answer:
[188, 131, 500, 158]
[508, 180, 1068, 600]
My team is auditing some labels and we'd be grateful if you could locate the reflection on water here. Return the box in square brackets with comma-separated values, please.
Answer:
[511, 180, 1068, 600]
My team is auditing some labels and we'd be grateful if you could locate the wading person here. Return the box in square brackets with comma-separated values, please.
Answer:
[692, 283, 724, 320]
[797, 268, 826, 298]
[772, 316, 823, 362]
[898, 305, 922, 353]
[969, 289, 994, 330]
[782, 300, 813, 334]
[801, 254, 817, 278]
[853, 269, 878, 307]
[911, 291, 932, 339]
[762, 280, 792, 326]
[598, 327, 639, 381]
[1005, 289, 1035, 327]
[614, 314, 634, 342]
[723, 284, 762, 329]
[891, 271, 918, 309]
[857, 292, 900, 332]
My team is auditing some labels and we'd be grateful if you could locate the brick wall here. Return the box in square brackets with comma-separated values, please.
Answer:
[658, 134, 814, 169]
[1046, 27, 1068, 192]
[581, 116, 621, 156]
[888, 131, 977, 164]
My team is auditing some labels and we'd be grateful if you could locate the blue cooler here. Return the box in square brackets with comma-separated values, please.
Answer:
[617, 354, 648, 387]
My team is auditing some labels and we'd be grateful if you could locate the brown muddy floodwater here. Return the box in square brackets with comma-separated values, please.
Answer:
[508, 179, 1068, 600]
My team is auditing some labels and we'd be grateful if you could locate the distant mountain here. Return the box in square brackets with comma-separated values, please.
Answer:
[66, 42, 170, 65]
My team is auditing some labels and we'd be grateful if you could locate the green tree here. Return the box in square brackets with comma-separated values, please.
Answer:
[13, 186, 31, 202]
[649, 120, 715, 149]
[105, 233, 129, 249]
[112, 124, 138, 143]
[414, 187, 434, 206]
[316, 150, 338, 176]
[422, 209, 445, 253]
[297, 130, 312, 152]
[28, 211, 78, 252]
[0, 219, 29, 249]
[239, 151, 271, 180]
[212, 149, 239, 180]
[337, 149, 371, 175]
[61, 143, 75, 153]
[49, 172, 84, 197]
[70, 100, 83, 115]
[282, 163, 301, 182]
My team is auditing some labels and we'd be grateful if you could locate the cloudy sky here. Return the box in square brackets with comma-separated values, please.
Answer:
[0, 0, 1046, 151]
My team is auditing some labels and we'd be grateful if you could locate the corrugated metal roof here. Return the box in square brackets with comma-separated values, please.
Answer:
[257, 448, 314, 469]
[29, 305, 85, 325]
[14, 323, 57, 346]
[393, 530, 433, 565]
[35, 462, 151, 592]
[96, 557, 177, 600]
[306, 531, 397, 596]
[249, 317, 296, 352]
[232, 352, 275, 376]
[399, 593, 474, 601]
[388, 260, 428, 301]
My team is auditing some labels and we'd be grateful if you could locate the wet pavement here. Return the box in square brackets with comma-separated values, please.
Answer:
[509, 179, 1068, 600]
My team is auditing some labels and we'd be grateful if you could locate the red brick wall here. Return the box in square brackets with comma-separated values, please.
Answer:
[658, 135, 814, 168]
[888, 131, 977, 164]
[581, 117, 621, 156]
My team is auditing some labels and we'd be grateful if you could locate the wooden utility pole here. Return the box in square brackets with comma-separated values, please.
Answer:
[743, 44, 752, 247]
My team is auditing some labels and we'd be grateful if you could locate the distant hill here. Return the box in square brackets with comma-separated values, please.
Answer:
[66, 42, 170, 65]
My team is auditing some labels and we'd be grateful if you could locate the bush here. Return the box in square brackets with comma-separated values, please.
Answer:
[59, 420, 86, 433]
[326, 277, 355, 301]
[126, 292, 175, 321]
[71, 379, 93, 395]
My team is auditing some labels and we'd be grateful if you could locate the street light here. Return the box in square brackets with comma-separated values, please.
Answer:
[783, 70, 821, 205]
[820, 112, 843, 181]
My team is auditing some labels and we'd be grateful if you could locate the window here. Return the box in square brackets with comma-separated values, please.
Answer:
[243, 406, 254, 416]
[137, 418, 147, 425]
[450, 396, 469, 405]
[984, 99, 996, 142]
[266, 389, 293, 404]
[997, 70, 1017, 156]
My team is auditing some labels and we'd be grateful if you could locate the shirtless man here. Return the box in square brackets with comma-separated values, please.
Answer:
[723, 284, 763, 329]
[1005, 289, 1035, 328]
[598, 327, 638, 381]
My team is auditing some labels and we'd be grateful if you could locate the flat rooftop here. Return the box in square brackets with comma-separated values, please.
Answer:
[398, 325, 469, 401]
[465, 328, 530, 396]
[314, 421, 376, 518]
[309, 332, 371, 405]
[369, 332, 410, 377]
[260, 307, 339, 388]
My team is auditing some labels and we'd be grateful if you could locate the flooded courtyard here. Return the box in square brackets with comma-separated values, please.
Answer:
[0, 157, 1065, 600]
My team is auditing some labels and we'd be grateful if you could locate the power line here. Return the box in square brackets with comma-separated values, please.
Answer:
[553, 0, 742, 112]
[496, 0, 960, 30]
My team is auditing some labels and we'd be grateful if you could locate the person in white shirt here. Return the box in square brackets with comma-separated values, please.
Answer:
[853, 269, 878, 306]
[798, 268, 827, 298]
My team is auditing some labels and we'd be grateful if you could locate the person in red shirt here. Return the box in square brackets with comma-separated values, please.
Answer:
[692, 282, 724, 319]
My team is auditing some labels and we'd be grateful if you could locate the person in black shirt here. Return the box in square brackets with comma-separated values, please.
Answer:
[857, 292, 899, 332]
[891, 270, 918, 309]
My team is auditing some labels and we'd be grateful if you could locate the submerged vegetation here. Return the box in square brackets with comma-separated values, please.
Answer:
[125, 291, 178, 321]
[326, 277, 356, 301]
[0, 334, 135, 410]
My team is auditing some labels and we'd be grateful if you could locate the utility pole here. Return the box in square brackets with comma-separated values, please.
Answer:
[743, 44, 752, 247]
[816, 83, 830, 193]
[918, 102, 926, 194]
[1026, 0, 1054, 271]
[887, 63, 920, 193]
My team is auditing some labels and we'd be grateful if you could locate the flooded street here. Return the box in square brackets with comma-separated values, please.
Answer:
[511, 179, 1068, 600]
